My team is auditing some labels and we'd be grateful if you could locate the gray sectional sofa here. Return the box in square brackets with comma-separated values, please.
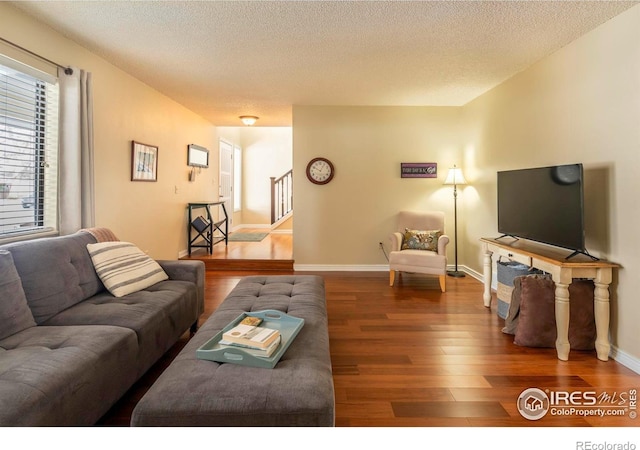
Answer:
[0, 230, 204, 426]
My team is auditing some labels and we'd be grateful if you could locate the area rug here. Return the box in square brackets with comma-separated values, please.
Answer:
[228, 232, 269, 242]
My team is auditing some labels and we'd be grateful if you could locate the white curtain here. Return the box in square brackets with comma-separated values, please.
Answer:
[58, 67, 95, 235]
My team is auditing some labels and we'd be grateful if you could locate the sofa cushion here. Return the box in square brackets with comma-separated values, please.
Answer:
[87, 241, 168, 297]
[1, 232, 103, 324]
[43, 280, 198, 377]
[0, 251, 36, 340]
[388, 249, 445, 270]
[0, 325, 138, 426]
[401, 228, 441, 251]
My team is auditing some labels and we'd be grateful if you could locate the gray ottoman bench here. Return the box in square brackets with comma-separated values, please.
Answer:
[130, 275, 335, 426]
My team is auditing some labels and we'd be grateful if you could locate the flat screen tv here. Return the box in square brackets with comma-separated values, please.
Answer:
[497, 163, 587, 258]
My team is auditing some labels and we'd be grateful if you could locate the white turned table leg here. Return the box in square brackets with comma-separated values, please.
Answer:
[594, 269, 612, 361]
[554, 281, 571, 361]
[482, 248, 493, 308]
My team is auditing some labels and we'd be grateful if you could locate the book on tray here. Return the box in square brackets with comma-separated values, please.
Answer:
[219, 335, 281, 358]
[222, 317, 280, 350]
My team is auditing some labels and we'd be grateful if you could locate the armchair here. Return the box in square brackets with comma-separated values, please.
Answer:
[388, 211, 450, 292]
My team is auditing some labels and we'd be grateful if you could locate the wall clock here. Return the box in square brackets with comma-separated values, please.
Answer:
[306, 157, 335, 185]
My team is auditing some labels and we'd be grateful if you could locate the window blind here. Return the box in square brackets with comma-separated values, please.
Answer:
[0, 60, 59, 239]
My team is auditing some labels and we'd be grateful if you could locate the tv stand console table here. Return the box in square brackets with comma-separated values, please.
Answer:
[480, 237, 619, 362]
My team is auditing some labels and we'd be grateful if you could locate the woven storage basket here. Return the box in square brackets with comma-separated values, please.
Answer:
[496, 260, 539, 319]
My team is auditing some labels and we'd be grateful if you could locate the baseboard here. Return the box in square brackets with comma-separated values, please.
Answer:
[231, 223, 291, 234]
[232, 223, 271, 231]
[295, 264, 480, 274]
[609, 346, 640, 374]
[294, 264, 389, 272]
[452, 264, 483, 282]
[270, 228, 292, 235]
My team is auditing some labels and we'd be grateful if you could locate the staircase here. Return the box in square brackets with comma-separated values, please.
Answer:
[270, 169, 293, 225]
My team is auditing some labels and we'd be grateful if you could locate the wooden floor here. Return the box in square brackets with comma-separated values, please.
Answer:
[98, 231, 639, 427]
[182, 228, 294, 271]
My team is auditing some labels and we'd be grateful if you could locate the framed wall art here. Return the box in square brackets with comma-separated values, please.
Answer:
[187, 144, 209, 168]
[400, 162, 437, 178]
[131, 141, 158, 181]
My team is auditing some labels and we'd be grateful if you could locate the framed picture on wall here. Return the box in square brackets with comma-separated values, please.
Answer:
[131, 141, 158, 181]
[400, 162, 437, 178]
[187, 144, 209, 168]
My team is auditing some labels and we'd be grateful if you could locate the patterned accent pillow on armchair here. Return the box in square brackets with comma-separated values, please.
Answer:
[401, 229, 442, 252]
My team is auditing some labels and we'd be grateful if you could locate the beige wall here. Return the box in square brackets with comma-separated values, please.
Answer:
[293, 106, 464, 267]
[461, 5, 640, 362]
[1, 3, 219, 259]
[293, 5, 640, 361]
[218, 127, 293, 228]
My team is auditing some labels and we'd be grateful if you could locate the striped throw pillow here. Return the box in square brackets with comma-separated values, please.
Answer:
[87, 242, 168, 298]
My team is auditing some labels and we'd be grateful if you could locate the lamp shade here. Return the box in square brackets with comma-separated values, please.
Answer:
[239, 115, 259, 126]
[444, 166, 467, 186]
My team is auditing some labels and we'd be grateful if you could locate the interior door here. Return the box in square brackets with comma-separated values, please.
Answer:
[219, 139, 233, 227]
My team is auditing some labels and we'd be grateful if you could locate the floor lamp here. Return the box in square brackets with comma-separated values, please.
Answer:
[444, 165, 467, 277]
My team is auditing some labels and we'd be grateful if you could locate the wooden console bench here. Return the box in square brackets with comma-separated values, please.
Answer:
[187, 201, 228, 255]
[480, 237, 620, 362]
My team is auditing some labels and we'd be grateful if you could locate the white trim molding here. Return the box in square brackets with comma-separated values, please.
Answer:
[231, 223, 271, 231]
[295, 263, 478, 274]
[270, 229, 292, 235]
[610, 346, 640, 375]
[294, 264, 389, 272]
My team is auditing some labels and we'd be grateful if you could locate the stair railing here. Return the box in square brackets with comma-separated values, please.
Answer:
[270, 169, 293, 225]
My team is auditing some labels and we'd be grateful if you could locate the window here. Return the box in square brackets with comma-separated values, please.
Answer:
[0, 58, 59, 240]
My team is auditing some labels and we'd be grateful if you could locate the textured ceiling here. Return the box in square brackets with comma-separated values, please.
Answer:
[11, 1, 639, 126]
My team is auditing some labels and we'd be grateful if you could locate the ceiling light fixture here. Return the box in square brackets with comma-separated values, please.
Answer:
[239, 115, 259, 126]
